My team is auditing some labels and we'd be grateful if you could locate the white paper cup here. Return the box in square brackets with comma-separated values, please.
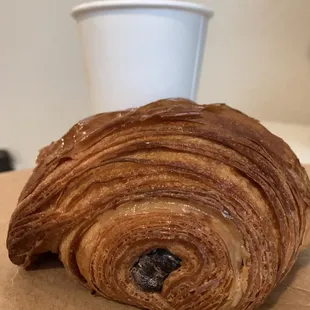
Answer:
[72, 0, 213, 113]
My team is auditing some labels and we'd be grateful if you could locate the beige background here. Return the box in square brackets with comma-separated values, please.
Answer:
[1, 0, 310, 169]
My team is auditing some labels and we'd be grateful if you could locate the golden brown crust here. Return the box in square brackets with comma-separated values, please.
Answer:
[6, 98, 310, 310]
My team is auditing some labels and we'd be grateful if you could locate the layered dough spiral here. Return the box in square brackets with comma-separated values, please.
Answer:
[7, 99, 310, 310]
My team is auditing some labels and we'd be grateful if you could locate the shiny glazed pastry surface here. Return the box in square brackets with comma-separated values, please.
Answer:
[7, 99, 310, 310]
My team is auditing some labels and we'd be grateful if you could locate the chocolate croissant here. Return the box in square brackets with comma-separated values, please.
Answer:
[7, 99, 310, 310]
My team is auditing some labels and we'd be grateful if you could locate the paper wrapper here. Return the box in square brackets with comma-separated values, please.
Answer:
[1, 168, 310, 310]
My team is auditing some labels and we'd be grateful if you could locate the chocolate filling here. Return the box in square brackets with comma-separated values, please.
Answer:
[131, 248, 182, 292]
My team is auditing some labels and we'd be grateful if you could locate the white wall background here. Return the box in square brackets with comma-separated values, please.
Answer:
[1, 0, 310, 169]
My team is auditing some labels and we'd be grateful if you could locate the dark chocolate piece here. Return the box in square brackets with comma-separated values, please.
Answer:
[131, 248, 181, 292]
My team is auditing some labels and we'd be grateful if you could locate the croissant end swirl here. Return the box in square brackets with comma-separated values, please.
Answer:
[7, 99, 310, 310]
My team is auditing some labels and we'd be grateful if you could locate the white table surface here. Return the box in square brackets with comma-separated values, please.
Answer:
[262, 121, 310, 164]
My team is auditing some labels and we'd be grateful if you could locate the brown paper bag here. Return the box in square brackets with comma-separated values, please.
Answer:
[1, 168, 309, 309]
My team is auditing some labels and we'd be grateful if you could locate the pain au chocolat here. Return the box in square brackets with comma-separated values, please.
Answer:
[7, 99, 310, 310]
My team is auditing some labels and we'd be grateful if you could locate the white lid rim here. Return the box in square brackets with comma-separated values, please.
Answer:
[72, 0, 214, 19]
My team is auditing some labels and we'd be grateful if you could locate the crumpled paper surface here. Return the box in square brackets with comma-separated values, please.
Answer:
[1, 168, 309, 310]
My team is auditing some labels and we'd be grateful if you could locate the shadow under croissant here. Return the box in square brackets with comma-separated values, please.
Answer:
[260, 247, 310, 309]
[26, 252, 64, 270]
